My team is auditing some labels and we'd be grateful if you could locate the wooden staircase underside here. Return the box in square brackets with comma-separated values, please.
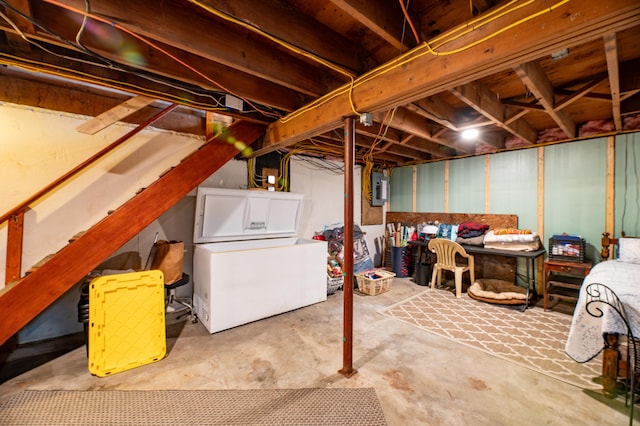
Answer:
[0, 121, 265, 346]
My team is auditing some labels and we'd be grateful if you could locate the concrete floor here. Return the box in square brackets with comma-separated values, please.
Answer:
[0, 278, 634, 425]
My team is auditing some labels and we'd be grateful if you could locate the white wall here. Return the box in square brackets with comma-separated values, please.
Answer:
[0, 103, 205, 285]
[2, 103, 386, 343]
[290, 156, 385, 267]
[0, 103, 209, 342]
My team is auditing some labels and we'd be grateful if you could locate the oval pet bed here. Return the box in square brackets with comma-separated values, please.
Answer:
[468, 278, 531, 305]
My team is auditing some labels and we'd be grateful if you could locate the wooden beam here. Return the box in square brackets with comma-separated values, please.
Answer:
[501, 100, 544, 111]
[513, 61, 576, 138]
[379, 107, 474, 153]
[622, 93, 640, 116]
[330, 0, 409, 51]
[3, 0, 35, 51]
[385, 141, 440, 160]
[620, 58, 640, 93]
[407, 97, 460, 131]
[355, 121, 404, 145]
[0, 68, 209, 134]
[452, 81, 537, 144]
[503, 108, 530, 126]
[192, 0, 364, 75]
[472, 0, 492, 14]
[42, 0, 337, 96]
[0, 37, 305, 113]
[76, 95, 156, 135]
[258, 0, 640, 154]
[553, 75, 608, 111]
[603, 33, 622, 130]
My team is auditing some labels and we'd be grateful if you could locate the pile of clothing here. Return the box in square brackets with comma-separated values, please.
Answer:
[317, 225, 374, 274]
[456, 222, 490, 246]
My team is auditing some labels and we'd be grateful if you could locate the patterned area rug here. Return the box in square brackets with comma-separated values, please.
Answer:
[380, 288, 601, 390]
[0, 388, 387, 425]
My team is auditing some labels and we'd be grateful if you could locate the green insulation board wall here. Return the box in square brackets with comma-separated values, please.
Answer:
[490, 149, 538, 231]
[615, 132, 640, 237]
[544, 138, 606, 261]
[448, 156, 485, 213]
[388, 133, 638, 263]
[416, 161, 445, 212]
[389, 166, 413, 212]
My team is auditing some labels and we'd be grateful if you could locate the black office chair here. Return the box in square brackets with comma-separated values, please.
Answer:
[165, 273, 197, 323]
[585, 283, 638, 425]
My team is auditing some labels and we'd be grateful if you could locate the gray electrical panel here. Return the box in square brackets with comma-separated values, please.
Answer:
[370, 172, 388, 206]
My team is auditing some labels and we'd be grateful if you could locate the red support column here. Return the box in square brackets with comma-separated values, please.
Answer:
[339, 116, 357, 377]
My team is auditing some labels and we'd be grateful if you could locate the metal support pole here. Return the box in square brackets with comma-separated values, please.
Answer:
[339, 116, 357, 377]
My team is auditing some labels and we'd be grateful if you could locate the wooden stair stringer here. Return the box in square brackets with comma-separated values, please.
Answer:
[0, 121, 266, 345]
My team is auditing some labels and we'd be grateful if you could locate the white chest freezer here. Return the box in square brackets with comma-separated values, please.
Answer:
[192, 187, 327, 334]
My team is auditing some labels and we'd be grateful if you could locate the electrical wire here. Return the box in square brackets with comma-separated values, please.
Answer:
[75, 0, 92, 55]
[7, 0, 574, 140]
[399, 0, 420, 45]
[0, 0, 112, 67]
[294, 155, 345, 175]
[187, 0, 364, 119]
[278, 0, 571, 125]
[0, 52, 226, 110]
[0, 1, 230, 110]
[41, 0, 280, 119]
[0, 6, 110, 68]
[361, 108, 397, 201]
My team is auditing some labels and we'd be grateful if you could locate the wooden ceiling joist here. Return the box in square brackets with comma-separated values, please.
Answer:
[258, 0, 640, 156]
[603, 33, 622, 130]
[451, 81, 537, 145]
[329, 0, 409, 51]
[514, 61, 576, 139]
[76, 95, 157, 135]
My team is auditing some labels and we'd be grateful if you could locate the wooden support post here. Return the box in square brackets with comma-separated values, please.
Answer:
[605, 136, 615, 238]
[485, 154, 490, 213]
[537, 147, 545, 293]
[412, 165, 417, 212]
[5, 212, 24, 283]
[602, 333, 620, 398]
[339, 116, 357, 378]
[444, 160, 449, 213]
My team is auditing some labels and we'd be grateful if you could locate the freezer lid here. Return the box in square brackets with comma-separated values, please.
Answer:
[193, 187, 304, 243]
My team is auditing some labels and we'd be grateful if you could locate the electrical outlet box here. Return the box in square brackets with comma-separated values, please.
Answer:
[359, 112, 373, 126]
[225, 94, 244, 111]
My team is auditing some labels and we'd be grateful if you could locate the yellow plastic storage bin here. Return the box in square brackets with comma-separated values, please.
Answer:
[88, 270, 166, 377]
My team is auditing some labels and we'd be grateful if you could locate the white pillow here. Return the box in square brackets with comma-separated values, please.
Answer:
[619, 237, 640, 264]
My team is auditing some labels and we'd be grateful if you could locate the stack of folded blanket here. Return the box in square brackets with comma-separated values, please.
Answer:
[483, 228, 541, 251]
[456, 222, 490, 246]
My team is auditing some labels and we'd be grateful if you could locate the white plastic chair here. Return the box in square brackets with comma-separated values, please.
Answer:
[428, 238, 475, 298]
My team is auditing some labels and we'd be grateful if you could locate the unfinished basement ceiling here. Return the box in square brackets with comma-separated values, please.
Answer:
[0, 0, 639, 167]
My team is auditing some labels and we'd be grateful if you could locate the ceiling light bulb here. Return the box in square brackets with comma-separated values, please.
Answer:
[461, 129, 479, 140]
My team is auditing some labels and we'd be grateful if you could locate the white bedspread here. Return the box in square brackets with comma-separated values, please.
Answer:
[565, 260, 640, 363]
